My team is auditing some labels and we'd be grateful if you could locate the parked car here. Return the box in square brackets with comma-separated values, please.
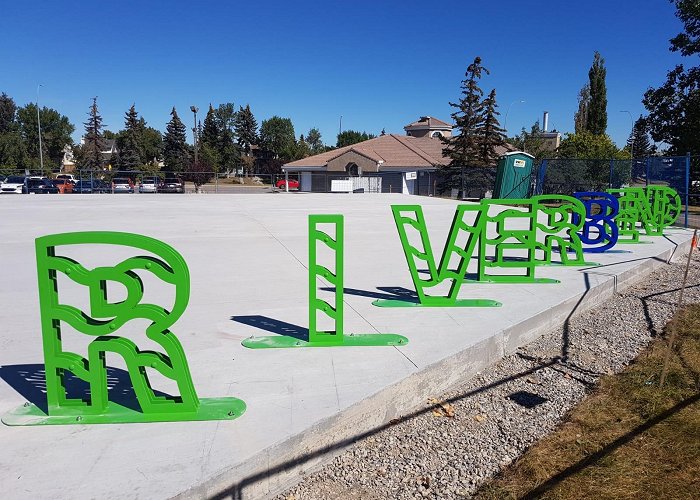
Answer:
[158, 176, 184, 193]
[139, 176, 161, 193]
[276, 179, 300, 190]
[54, 174, 77, 184]
[73, 180, 108, 194]
[112, 177, 134, 193]
[23, 177, 59, 194]
[1, 175, 26, 194]
[52, 178, 74, 194]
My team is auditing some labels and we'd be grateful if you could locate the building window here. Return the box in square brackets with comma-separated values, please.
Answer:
[345, 162, 361, 176]
[431, 131, 443, 138]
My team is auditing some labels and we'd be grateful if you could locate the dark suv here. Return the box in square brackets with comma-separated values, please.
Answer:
[158, 177, 184, 193]
[23, 178, 59, 194]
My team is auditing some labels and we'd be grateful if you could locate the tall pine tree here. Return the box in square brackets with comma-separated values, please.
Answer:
[163, 107, 189, 173]
[441, 56, 488, 193]
[587, 52, 608, 135]
[480, 89, 506, 165]
[627, 115, 655, 158]
[116, 104, 143, 171]
[215, 103, 238, 174]
[200, 104, 221, 172]
[235, 104, 258, 156]
[79, 97, 105, 171]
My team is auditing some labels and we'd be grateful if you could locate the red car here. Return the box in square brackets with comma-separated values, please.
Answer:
[276, 179, 299, 190]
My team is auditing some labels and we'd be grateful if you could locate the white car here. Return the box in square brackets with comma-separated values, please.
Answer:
[138, 176, 161, 193]
[1, 175, 26, 194]
[112, 177, 134, 193]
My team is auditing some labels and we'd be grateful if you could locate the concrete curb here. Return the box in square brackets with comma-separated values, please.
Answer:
[181, 234, 693, 500]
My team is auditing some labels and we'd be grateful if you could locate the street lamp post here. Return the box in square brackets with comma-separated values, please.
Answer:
[504, 99, 525, 137]
[37, 84, 44, 176]
[190, 105, 199, 165]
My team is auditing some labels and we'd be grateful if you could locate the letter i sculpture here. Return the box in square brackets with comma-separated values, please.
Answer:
[241, 215, 408, 348]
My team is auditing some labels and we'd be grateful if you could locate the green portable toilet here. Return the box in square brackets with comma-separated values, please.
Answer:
[493, 151, 535, 199]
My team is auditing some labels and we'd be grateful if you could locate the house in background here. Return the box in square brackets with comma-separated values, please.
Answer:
[403, 116, 453, 139]
[282, 116, 513, 195]
[282, 130, 446, 195]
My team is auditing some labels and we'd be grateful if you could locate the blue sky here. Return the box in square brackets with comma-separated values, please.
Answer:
[0, 1, 687, 148]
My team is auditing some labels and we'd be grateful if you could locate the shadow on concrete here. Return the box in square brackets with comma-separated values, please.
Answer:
[320, 286, 419, 303]
[0, 363, 171, 413]
[521, 392, 700, 499]
[579, 255, 667, 272]
[231, 315, 309, 342]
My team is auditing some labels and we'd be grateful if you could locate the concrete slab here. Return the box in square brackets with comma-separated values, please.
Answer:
[0, 193, 694, 499]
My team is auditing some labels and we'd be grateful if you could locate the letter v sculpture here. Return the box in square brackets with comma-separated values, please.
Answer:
[241, 215, 408, 348]
[2, 232, 246, 426]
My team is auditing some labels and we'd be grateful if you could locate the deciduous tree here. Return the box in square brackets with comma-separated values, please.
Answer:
[643, 0, 700, 155]
[587, 52, 608, 135]
[259, 116, 296, 160]
[574, 84, 590, 134]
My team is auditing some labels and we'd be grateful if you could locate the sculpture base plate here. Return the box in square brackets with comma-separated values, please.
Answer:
[463, 277, 560, 284]
[242, 333, 408, 349]
[372, 298, 502, 308]
[1, 397, 246, 426]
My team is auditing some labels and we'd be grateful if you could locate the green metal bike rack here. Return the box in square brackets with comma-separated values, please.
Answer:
[242, 215, 408, 348]
[378, 196, 597, 307]
[2, 232, 246, 426]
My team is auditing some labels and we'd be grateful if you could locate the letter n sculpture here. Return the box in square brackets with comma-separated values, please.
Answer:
[2, 232, 246, 426]
[241, 215, 408, 348]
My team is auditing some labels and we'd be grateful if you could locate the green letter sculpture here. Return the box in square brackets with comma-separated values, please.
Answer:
[378, 196, 593, 308]
[241, 215, 408, 348]
[606, 186, 681, 242]
[2, 232, 246, 426]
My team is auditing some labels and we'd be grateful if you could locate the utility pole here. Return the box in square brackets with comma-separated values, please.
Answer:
[190, 105, 199, 165]
[37, 84, 44, 175]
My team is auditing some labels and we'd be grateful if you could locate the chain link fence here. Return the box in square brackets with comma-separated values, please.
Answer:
[533, 155, 697, 228]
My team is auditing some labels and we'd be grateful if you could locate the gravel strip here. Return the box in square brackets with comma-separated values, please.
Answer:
[279, 249, 700, 500]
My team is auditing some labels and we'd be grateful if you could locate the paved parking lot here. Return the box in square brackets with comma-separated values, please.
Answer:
[0, 194, 695, 499]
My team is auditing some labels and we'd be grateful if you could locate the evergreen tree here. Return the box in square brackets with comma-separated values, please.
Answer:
[116, 104, 143, 171]
[512, 121, 549, 166]
[163, 107, 189, 173]
[294, 134, 311, 160]
[0, 92, 17, 134]
[574, 84, 590, 134]
[586, 52, 608, 135]
[336, 130, 375, 147]
[441, 56, 488, 192]
[626, 115, 655, 158]
[215, 103, 238, 174]
[235, 104, 258, 156]
[79, 97, 105, 171]
[306, 127, 324, 154]
[480, 89, 506, 165]
[200, 104, 221, 171]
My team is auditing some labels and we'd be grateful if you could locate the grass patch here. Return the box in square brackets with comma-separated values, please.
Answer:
[476, 304, 700, 500]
